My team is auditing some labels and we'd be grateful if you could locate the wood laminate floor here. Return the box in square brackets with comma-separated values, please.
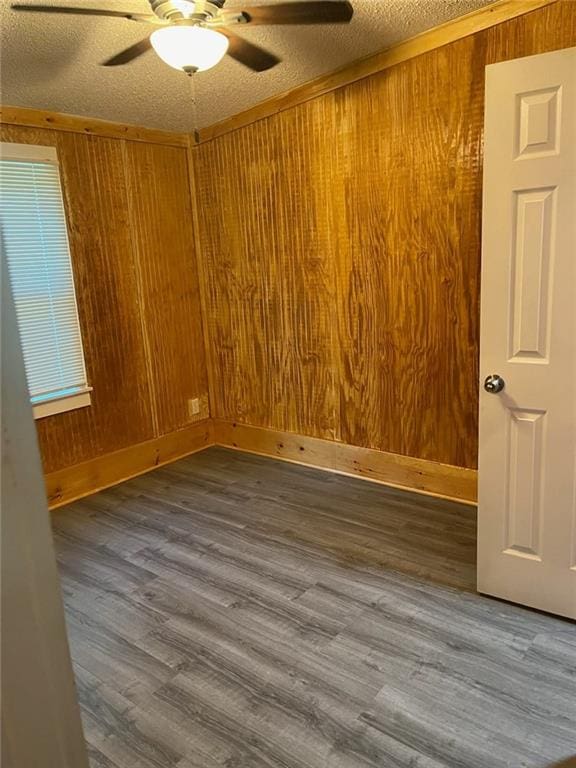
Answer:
[52, 447, 576, 768]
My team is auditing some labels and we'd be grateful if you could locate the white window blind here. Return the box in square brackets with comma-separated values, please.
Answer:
[0, 143, 90, 416]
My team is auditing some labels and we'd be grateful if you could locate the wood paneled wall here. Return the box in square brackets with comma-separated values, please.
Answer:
[0, 123, 208, 474]
[194, 1, 576, 470]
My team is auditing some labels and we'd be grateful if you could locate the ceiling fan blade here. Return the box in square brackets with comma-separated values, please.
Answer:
[220, 30, 280, 72]
[101, 37, 152, 67]
[239, 1, 353, 25]
[11, 4, 153, 21]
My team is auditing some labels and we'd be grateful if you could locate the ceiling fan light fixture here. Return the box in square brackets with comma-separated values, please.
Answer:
[150, 25, 229, 73]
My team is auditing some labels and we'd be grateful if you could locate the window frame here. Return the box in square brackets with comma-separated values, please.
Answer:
[1, 141, 92, 420]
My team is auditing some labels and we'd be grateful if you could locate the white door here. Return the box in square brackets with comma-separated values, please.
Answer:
[478, 47, 576, 620]
[1, 252, 89, 767]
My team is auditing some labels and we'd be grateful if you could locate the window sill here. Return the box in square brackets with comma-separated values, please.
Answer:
[32, 388, 92, 420]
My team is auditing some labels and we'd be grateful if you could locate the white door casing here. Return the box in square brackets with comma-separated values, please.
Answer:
[478, 46, 576, 619]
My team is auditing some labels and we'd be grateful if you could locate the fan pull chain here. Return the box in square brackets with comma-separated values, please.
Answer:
[189, 72, 200, 145]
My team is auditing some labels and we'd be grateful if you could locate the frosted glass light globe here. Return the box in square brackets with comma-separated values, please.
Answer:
[150, 25, 229, 73]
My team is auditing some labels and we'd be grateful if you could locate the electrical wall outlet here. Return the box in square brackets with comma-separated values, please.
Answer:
[188, 398, 200, 417]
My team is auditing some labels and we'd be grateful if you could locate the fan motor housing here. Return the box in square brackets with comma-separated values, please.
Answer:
[149, 0, 224, 22]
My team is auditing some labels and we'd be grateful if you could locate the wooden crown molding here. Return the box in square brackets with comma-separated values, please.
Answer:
[197, 0, 558, 143]
[0, 105, 189, 148]
[214, 420, 478, 504]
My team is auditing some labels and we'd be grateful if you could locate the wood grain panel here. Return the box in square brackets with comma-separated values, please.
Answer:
[1, 123, 208, 475]
[195, 96, 340, 440]
[56, 131, 158, 466]
[335, 36, 483, 466]
[485, 0, 576, 63]
[195, 1, 576, 471]
[123, 141, 209, 434]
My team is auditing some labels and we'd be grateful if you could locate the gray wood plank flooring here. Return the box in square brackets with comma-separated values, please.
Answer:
[51, 447, 576, 768]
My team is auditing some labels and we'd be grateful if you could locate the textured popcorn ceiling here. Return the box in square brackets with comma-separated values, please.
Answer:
[1, 0, 497, 131]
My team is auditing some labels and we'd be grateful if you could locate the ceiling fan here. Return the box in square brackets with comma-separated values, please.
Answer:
[11, 0, 354, 74]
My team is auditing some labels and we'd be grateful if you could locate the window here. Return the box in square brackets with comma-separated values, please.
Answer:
[0, 142, 91, 419]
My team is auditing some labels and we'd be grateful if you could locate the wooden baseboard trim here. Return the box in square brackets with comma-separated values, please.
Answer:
[197, 0, 558, 143]
[214, 420, 478, 504]
[0, 105, 189, 148]
[47, 418, 478, 509]
[46, 420, 214, 509]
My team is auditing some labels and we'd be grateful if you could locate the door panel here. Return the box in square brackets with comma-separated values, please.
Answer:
[510, 187, 555, 361]
[516, 86, 560, 158]
[504, 408, 545, 559]
[478, 46, 576, 619]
